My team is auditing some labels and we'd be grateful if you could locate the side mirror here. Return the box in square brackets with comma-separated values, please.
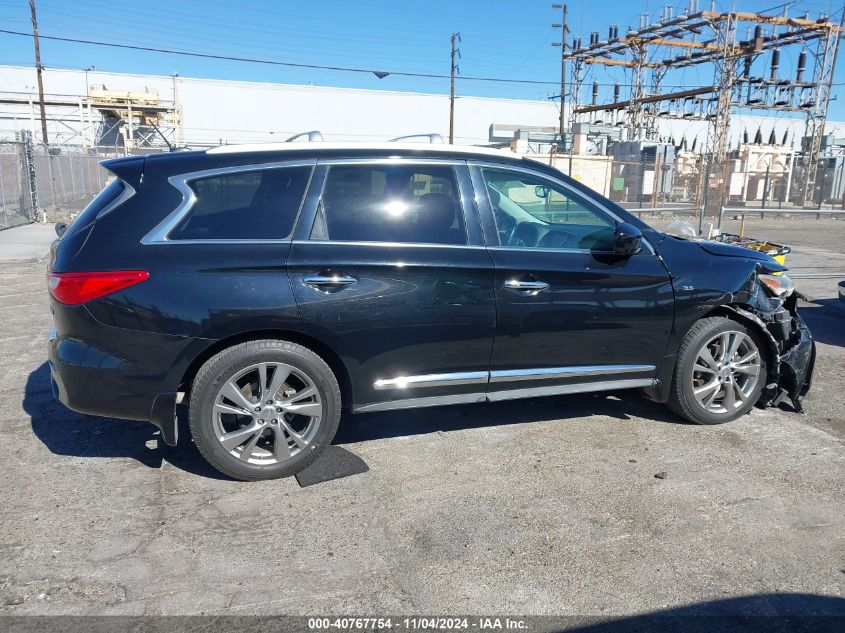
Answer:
[534, 185, 549, 199]
[613, 222, 643, 256]
[55, 222, 68, 237]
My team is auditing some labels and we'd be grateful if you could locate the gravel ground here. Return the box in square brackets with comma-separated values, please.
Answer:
[0, 222, 843, 622]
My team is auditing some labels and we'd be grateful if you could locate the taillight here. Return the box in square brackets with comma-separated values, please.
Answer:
[47, 270, 150, 305]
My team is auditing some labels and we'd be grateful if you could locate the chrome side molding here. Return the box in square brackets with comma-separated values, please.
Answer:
[374, 371, 488, 391]
[373, 364, 655, 390]
[489, 364, 655, 383]
[355, 392, 486, 413]
[355, 377, 658, 414]
[485, 378, 657, 402]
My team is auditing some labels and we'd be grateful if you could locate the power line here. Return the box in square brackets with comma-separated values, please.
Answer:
[0, 28, 562, 86]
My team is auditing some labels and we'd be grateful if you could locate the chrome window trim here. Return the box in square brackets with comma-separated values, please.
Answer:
[374, 371, 488, 391]
[292, 239, 487, 250]
[485, 378, 657, 403]
[489, 364, 656, 383]
[95, 181, 136, 220]
[317, 157, 467, 166]
[472, 161, 656, 256]
[140, 159, 317, 245]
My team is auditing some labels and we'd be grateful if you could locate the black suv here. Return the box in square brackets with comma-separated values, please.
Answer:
[48, 143, 814, 480]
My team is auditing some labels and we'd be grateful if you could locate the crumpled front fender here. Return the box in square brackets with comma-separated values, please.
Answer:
[724, 293, 815, 412]
[775, 306, 815, 411]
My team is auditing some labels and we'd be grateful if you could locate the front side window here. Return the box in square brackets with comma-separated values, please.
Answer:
[311, 164, 467, 245]
[483, 167, 615, 251]
[170, 166, 312, 240]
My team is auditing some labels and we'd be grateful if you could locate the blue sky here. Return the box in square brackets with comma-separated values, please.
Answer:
[0, 0, 843, 118]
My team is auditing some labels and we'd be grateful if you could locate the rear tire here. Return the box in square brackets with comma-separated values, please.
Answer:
[667, 316, 766, 425]
[188, 339, 341, 481]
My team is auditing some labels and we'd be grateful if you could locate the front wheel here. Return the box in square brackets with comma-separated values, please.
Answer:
[188, 340, 341, 480]
[667, 316, 766, 425]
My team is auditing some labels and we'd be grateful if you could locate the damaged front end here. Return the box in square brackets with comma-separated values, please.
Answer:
[725, 272, 815, 412]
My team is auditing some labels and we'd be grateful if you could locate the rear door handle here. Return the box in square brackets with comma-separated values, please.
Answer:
[504, 278, 549, 293]
[303, 272, 358, 288]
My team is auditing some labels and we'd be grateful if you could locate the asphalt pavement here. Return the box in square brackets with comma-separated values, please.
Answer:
[0, 219, 842, 620]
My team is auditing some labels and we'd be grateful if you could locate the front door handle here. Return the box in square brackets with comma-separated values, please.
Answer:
[504, 278, 549, 294]
[303, 272, 358, 289]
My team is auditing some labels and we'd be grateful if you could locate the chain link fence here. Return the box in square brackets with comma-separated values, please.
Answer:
[0, 133, 126, 231]
[2, 138, 843, 233]
[543, 149, 844, 223]
[0, 133, 38, 230]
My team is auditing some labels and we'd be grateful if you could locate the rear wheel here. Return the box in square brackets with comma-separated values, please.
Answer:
[667, 316, 765, 425]
[188, 340, 341, 480]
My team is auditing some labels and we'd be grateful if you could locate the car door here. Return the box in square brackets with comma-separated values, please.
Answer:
[287, 159, 496, 412]
[469, 162, 674, 400]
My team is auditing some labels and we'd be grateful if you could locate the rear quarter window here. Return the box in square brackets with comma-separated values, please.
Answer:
[63, 179, 127, 239]
[169, 166, 312, 240]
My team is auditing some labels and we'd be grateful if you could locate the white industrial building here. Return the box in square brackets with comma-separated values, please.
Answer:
[1, 64, 842, 150]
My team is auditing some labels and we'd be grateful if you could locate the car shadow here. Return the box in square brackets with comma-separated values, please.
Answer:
[26, 361, 686, 481]
[563, 593, 845, 632]
[24, 362, 230, 480]
[798, 297, 845, 348]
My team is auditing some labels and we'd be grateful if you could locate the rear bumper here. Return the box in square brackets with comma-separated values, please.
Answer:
[48, 302, 209, 445]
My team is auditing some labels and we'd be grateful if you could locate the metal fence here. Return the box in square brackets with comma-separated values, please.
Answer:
[546, 151, 844, 215]
[0, 135, 37, 230]
[32, 143, 107, 212]
[2, 138, 843, 233]
[0, 133, 123, 231]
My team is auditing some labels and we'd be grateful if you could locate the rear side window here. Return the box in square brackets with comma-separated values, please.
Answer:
[311, 164, 467, 245]
[63, 179, 127, 239]
[169, 166, 312, 240]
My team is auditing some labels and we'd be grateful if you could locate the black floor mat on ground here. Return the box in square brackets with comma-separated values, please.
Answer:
[295, 446, 369, 487]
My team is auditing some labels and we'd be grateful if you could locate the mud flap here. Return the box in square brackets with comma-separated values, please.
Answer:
[150, 392, 179, 446]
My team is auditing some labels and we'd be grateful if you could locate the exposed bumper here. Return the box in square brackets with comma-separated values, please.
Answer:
[777, 310, 815, 412]
[753, 293, 816, 412]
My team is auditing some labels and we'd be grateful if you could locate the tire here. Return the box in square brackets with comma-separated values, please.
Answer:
[188, 339, 341, 481]
[667, 316, 766, 425]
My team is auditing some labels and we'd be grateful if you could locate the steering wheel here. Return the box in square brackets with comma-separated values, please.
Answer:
[537, 229, 578, 249]
[495, 210, 518, 246]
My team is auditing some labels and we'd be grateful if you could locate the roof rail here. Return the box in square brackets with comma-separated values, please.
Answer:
[285, 130, 324, 142]
[389, 133, 444, 144]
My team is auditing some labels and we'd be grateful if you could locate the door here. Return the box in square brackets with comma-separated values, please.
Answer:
[470, 163, 674, 399]
[287, 160, 496, 412]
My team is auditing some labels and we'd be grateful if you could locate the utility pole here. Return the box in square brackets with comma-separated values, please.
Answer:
[28, 0, 48, 145]
[552, 4, 568, 148]
[449, 32, 461, 144]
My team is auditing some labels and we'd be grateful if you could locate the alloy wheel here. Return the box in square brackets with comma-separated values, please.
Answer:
[211, 362, 322, 465]
[690, 330, 761, 415]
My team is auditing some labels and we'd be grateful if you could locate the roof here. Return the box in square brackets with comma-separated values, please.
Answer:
[205, 141, 523, 160]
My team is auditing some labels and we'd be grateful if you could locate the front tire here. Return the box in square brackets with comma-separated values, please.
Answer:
[188, 340, 341, 480]
[667, 316, 766, 425]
